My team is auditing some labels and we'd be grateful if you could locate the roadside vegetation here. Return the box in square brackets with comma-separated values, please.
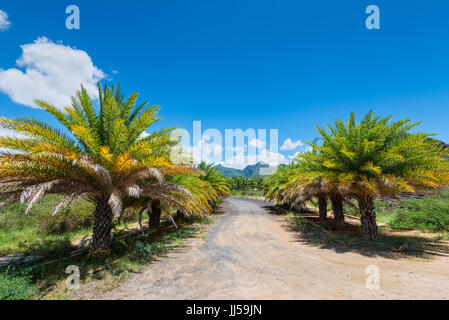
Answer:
[264, 111, 449, 242]
[227, 177, 264, 198]
[343, 188, 449, 233]
[1, 86, 449, 299]
[0, 211, 212, 300]
[0, 83, 230, 299]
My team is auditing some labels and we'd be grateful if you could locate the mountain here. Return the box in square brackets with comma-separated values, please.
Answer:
[216, 162, 276, 178]
[242, 162, 269, 177]
[215, 164, 243, 177]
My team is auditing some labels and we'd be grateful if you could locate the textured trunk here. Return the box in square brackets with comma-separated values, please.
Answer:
[330, 196, 345, 229]
[318, 196, 327, 221]
[92, 199, 113, 251]
[149, 200, 162, 230]
[358, 195, 378, 240]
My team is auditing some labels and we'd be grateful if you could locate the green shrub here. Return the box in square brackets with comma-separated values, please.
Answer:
[0, 202, 29, 231]
[0, 268, 39, 300]
[37, 207, 93, 235]
[134, 241, 165, 257]
[341, 190, 449, 233]
[388, 197, 449, 232]
[0, 195, 96, 236]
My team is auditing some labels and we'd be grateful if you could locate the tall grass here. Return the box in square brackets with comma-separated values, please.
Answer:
[0, 195, 139, 256]
[344, 189, 449, 233]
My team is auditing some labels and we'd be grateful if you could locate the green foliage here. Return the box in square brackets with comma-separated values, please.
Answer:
[134, 240, 165, 257]
[388, 203, 449, 232]
[263, 112, 449, 239]
[342, 190, 449, 233]
[262, 163, 299, 204]
[0, 195, 142, 256]
[197, 162, 230, 196]
[228, 176, 264, 191]
[0, 266, 40, 300]
[384, 191, 449, 232]
[303, 111, 449, 198]
[0, 194, 94, 235]
[37, 208, 93, 235]
[0, 83, 206, 250]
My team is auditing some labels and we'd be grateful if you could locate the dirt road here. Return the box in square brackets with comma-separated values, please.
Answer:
[79, 198, 449, 299]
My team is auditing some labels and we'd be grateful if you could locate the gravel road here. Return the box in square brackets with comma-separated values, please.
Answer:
[76, 197, 449, 300]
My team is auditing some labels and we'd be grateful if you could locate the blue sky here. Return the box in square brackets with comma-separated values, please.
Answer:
[1, 1, 449, 168]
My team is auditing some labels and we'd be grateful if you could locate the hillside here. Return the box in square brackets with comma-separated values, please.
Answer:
[216, 162, 276, 178]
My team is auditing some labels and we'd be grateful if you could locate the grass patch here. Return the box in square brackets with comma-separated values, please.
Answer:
[0, 212, 212, 300]
[0, 194, 215, 299]
[343, 189, 449, 233]
[284, 211, 449, 258]
[0, 195, 139, 256]
[0, 265, 40, 300]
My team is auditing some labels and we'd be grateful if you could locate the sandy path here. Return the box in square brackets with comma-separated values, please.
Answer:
[77, 198, 449, 300]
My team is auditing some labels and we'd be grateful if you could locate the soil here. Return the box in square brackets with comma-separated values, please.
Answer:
[74, 198, 449, 300]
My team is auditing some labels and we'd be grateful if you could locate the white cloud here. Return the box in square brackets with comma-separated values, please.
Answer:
[226, 145, 245, 153]
[193, 139, 223, 163]
[172, 137, 286, 170]
[138, 131, 150, 140]
[0, 127, 26, 153]
[172, 138, 223, 165]
[0, 127, 22, 138]
[287, 146, 313, 159]
[0, 37, 105, 109]
[248, 138, 266, 149]
[288, 152, 300, 160]
[280, 138, 303, 151]
[0, 10, 11, 31]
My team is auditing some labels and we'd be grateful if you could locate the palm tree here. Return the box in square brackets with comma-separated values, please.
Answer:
[274, 157, 347, 227]
[310, 111, 449, 239]
[173, 162, 230, 222]
[263, 163, 295, 206]
[196, 162, 230, 200]
[263, 163, 307, 211]
[124, 172, 213, 230]
[0, 84, 197, 252]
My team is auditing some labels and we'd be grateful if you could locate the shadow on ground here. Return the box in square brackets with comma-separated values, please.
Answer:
[264, 204, 449, 260]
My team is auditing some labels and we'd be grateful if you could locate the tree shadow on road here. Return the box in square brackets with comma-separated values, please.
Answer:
[265, 204, 449, 260]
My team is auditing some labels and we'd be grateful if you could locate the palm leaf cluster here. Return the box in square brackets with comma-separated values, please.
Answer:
[196, 162, 230, 198]
[0, 84, 217, 250]
[264, 111, 449, 239]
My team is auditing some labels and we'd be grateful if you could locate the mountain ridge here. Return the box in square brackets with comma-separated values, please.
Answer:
[216, 162, 276, 178]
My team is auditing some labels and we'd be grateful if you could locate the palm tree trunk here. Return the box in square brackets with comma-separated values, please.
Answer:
[318, 196, 327, 221]
[92, 199, 113, 251]
[149, 200, 162, 230]
[358, 195, 378, 240]
[330, 196, 345, 229]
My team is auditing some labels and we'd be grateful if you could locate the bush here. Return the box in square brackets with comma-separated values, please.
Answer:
[119, 209, 139, 224]
[37, 206, 93, 235]
[342, 190, 449, 233]
[0, 202, 29, 231]
[0, 195, 96, 236]
[134, 241, 165, 257]
[388, 197, 449, 232]
[0, 268, 39, 300]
